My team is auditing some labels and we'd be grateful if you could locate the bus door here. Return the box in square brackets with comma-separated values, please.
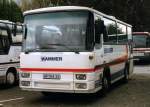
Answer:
[103, 18, 120, 78]
[94, 14, 104, 68]
[103, 18, 128, 81]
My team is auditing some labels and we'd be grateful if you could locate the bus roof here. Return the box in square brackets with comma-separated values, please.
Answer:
[23, 6, 132, 27]
[0, 20, 23, 32]
[132, 32, 150, 36]
[0, 20, 15, 25]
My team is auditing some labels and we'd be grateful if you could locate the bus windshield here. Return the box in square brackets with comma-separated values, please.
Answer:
[23, 11, 93, 52]
[133, 35, 150, 48]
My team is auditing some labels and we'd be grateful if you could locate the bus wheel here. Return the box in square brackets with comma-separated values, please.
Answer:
[102, 75, 109, 95]
[6, 72, 16, 86]
[122, 65, 129, 83]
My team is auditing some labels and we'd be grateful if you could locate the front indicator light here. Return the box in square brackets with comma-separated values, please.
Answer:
[76, 74, 86, 80]
[75, 83, 87, 89]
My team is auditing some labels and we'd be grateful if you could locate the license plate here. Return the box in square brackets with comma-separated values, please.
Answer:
[43, 73, 61, 80]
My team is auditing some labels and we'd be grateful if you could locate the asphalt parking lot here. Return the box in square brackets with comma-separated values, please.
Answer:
[0, 62, 150, 107]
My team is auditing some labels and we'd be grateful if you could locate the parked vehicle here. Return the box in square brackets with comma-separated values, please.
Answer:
[0, 20, 22, 86]
[132, 32, 150, 61]
[20, 6, 133, 95]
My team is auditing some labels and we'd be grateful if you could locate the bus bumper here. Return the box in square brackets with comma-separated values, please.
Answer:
[20, 80, 102, 94]
[21, 87, 102, 93]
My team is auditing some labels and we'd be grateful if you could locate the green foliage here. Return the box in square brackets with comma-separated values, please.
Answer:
[0, 0, 23, 22]
[20, 0, 150, 32]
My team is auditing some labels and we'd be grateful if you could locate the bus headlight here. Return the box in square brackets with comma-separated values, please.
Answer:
[76, 74, 86, 80]
[75, 83, 87, 89]
[21, 73, 30, 78]
[21, 81, 30, 86]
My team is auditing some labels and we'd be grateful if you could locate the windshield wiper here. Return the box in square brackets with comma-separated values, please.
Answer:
[24, 47, 56, 54]
[25, 44, 80, 54]
[47, 43, 80, 53]
[25, 48, 38, 54]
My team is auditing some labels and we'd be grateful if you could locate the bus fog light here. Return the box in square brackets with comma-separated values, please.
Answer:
[75, 83, 87, 89]
[21, 81, 30, 86]
[21, 73, 30, 78]
[76, 74, 86, 80]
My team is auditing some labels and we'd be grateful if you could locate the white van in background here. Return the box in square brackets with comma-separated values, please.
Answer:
[132, 32, 150, 61]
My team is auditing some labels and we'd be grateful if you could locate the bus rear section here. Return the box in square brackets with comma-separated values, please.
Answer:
[132, 32, 150, 61]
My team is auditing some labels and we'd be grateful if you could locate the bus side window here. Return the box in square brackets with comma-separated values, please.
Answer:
[127, 26, 133, 52]
[103, 18, 117, 44]
[0, 28, 10, 55]
[127, 27, 132, 40]
[0, 29, 3, 54]
[117, 23, 127, 43]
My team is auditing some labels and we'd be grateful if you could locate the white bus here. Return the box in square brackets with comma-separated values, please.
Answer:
[0, 20, 22, 86]
[132, 32, 150, 61]
[20, 6, 133, 95]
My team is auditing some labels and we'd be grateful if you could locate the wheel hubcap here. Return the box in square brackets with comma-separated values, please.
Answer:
[7, 72, 15, 84]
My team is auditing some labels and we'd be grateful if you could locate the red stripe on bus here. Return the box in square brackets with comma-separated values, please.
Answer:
[20, 68, 96, 72]
[109, 55, 128, 66]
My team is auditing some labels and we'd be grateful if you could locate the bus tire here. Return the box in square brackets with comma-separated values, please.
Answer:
[122, 63, 129, 83]
[6, 71, 16, 86]
[129, 59, 134, 78]
[101, 73, 110, 96]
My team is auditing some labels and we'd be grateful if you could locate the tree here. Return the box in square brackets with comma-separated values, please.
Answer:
[20, 0, 31, 12]
[0, 0, 23, 22]
[19, 0, 150, 32]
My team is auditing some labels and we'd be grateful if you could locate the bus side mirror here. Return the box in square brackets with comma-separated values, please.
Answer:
[95, 20, 104, 44]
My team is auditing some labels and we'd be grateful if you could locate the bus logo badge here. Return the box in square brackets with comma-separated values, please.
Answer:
[41, 57, 62, 61]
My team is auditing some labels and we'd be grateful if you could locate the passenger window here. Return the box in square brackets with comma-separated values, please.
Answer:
[127, 27, 132, 40]
[117, 23, 127, 43]
[103, 18, 117, 43]
[127, 26, 133, 52]
[0, 28, 10, 55]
